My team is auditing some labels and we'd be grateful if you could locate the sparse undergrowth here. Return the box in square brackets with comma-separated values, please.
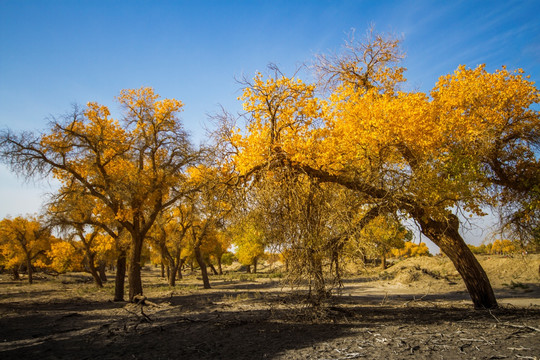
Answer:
[0, 255, 539, 359]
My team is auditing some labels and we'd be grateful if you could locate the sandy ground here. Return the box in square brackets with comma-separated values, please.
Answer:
[0, 255, 539, 359]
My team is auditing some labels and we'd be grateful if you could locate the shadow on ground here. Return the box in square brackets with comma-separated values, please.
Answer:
[1, 285, 539, 360]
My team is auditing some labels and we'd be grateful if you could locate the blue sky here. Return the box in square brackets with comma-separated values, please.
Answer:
[1, 0, 539, 249]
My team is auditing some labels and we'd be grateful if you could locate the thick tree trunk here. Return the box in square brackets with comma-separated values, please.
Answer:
[89, 266, 103, 287]
[87, 255, 103, 288]
[217, 257, 223, 275]
[380, 253, 387, 270]
[177, 257, 186, 280]
[419, 215, 497, 309]
[12, 268, 20, 280]
[253, 257, 258, 274]
[26, 257, 33, 284]
[114, 250, 127, 302]
[128, 238, 144, 301]
[440, 233, 497, 309]
[169, 264, 179, 287]
[98, 261, 108, 282]
[160, 262, 165, 278]
[246, 265, 251, 273]
[194, 245, 211, 289]
[310, 253, 326, 299]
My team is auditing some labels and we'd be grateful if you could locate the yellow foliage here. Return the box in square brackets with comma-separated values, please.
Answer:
[232, 219, 265, 266]
[229, 36, 539, 224]
[0, 216, 52, 270]
[47, 240, 85, 273]
[232, 74, 323, 173]
[390, 241, 431, 258]
[490, 239, 518, 255]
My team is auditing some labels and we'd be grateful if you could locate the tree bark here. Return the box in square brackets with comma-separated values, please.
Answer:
[177, 257, 186, 280]
[114, 250, 127, 301]
[169, 264, 179, 286]
[380, 253, 387, 270]
[194, 245, 211, 289]
[128, 237, 144, 301]
[253, 257, 258, 274]
[26, 257, 33, 284]
[12, 268, 20, 280]
[86, 254, 103, 288]
[88, 266, 103, 287]
[217, 256, 223, 275]
[209, 263, 219, 275]
[177, 262, 183, 279]
[418, 214, 498, 309]
[98, 261, 108, 282]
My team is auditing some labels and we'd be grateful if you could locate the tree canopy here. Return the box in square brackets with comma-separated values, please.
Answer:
[225, 32, 539, 308]
[1, 87, 200, 300]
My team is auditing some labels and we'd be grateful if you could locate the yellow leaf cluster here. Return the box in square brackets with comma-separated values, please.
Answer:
[0, 216, 52, 270]
[230, 54, 538, 220]
[390, 241, 430, 258]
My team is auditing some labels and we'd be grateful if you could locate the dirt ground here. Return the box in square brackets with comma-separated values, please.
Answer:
[0, 255, 539, 359]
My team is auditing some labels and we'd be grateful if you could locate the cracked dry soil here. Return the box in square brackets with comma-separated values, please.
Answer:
[1, 256, 539, 359]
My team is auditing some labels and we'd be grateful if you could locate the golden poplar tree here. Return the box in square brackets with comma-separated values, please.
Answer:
[1, 88, 199, 301]
[0, 216, 53, 283]
[226, 31, 539, 308]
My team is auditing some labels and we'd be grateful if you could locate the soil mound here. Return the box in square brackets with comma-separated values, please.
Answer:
[383, 254, 540, 289]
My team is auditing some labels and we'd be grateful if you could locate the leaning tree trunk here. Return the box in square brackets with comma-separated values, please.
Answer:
[439, 231, 497, 309]
[194, 244, 211, 289]
[419, 214, 498, 309]
[288, 161, 498, 308]
[114, 250, 127, 302]
[177, 262, 183, 279]
[177, 257, 186, 280]
[128, 237, 144, 301]
[208, 263, 219, 275]
[86, 254, 103, 288]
